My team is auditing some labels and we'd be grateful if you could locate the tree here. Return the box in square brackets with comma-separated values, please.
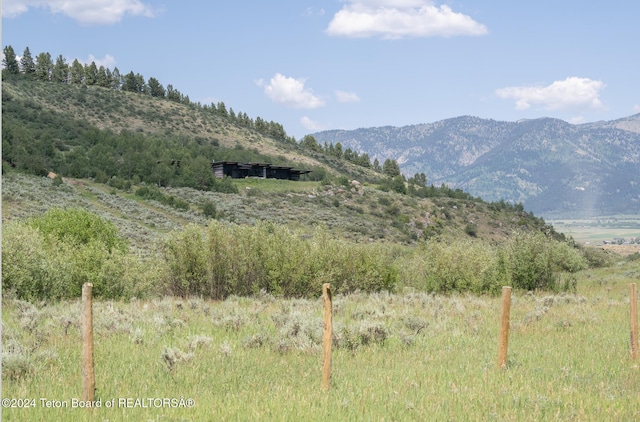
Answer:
[84, 62, 98, 85]
[373, 158, 381, 173]
[179, 156, 215, 190]
[148, 77, 166, 97]
[217, 101, 228, 117]
[167, 84, 182, 102]
[122, 71, 138, 92]
[97, 66, 110, 87]
[51, 54, 69, 83]
[34, 52, 52, 81]
[408, 172, 427, 187]
[300, 135, 322, 152]
[69, 59, 84, 84]
[111, 67, 121, 89]
[134, 73, 146, 93]
[20, 47, 35, 76]
[334, 142, 343, 158]
[382, 158, 401, 177]
[2, 45, 20, 75]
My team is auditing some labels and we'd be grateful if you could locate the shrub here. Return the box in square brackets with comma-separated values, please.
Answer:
[399, 239, 504, 295]
[1, 222, 52, 301]
[27, 207, 127, 253]
[507, 231, 587, 291]
[135, 186, 190, 211]
[464, 223, 478, 237]
[579, 245, 616, 268]
[201, 200, 217, 218]
[161, 222, 398, 299]
[3, 213, 151, 301]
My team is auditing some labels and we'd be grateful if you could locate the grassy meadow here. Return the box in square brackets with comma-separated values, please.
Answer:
[550, 215, 640, 245]
[2, 259, 639, 421]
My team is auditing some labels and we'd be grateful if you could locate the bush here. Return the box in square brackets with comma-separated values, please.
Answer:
[3, 212, 151, 301]
[464, 223, 478, 237]
[507, 231, 587, 291]
[27, 207, 127, 253]
[201, 200, 217, 218]
[399, 239, 505, 295]
[161, 222, 398, 299]
[579, 245, 616, 268]
[135, 186, 190, 211]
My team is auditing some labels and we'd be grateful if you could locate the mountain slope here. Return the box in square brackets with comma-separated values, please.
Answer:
[312, 115, 640, 216]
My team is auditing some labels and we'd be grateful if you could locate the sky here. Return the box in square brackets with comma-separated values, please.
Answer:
[3, 0, 640, 139]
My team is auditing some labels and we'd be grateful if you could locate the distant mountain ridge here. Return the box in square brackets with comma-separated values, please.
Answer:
[312, 115, 640, 217]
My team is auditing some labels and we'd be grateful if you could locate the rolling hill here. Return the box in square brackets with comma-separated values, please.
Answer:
[2, 77, 558, 250]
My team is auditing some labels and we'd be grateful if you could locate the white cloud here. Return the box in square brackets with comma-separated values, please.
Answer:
[496, 77, 605, 111]
[633, 104, 640, 113]
[303, 7, 325, 17]
[2, 0, 159, 25]
[326, 0, 488, 39]
[82, 54, 116, 68]
[256, 73, 325, 109]
[335, 90, 360, 103]
[300, 116, 329, 131]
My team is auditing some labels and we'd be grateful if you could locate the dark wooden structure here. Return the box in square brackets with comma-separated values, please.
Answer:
[211, 161, 311, 181]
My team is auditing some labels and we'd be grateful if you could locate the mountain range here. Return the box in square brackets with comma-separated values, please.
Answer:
[312, 115, 640, 217]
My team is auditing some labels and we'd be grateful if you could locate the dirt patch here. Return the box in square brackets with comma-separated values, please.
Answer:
[600, 244, 640, 257]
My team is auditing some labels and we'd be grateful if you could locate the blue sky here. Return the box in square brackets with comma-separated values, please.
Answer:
[3, 0, 640, 139]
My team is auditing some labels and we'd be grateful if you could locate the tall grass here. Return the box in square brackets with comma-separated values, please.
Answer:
[2, 260, 639, 421]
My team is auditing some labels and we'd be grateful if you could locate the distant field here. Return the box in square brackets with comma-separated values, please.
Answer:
[549, 215, 640, 245]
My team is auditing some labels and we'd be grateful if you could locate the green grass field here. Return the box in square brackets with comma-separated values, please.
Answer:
[3, 259, 639, 421]
[550, 215, 640, 245]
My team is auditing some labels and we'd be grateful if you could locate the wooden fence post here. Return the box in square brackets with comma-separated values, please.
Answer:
[82, 283, 95, 402]
[322, 283, 333, 391]
[631, 283, 638, 360]
[498, 286, 512, 369]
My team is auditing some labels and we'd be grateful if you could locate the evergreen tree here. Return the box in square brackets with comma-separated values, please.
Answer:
[20, 47, 35, 75]
[300, 135, 322, 152]
[70, 59, 84, 84]
[382, 158, 401, 177]
[134, 73, 146, 93]
[84, 62, 98, 85]
[148, 77, 166, 97]
[334, 142, 343, 158]
[34, 52, 52, 81]
[122, 71, 138, 92]
[51, 54, 69, 83]
[217, 101, 228, 117]
[97, 66, 110, 87]
[373, 158, 381, 173]
[167, 84, 181, 101]
[2, 45, 19, 75]
[111, 67, 121, 89]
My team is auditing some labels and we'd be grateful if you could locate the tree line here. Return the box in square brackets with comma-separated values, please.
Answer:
[2, 45, 295, 143]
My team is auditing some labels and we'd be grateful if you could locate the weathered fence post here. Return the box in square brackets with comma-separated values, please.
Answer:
[498, 286, 512, 369]
[82, 283, 95, 402]
[631, 283, 638, 360]
[322, 283, 333, 391]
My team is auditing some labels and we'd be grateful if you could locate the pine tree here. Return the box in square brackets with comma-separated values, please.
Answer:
[3, 46, 20, 75]
[34, 52, 52, 81]
[20, 47, 35, 75]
